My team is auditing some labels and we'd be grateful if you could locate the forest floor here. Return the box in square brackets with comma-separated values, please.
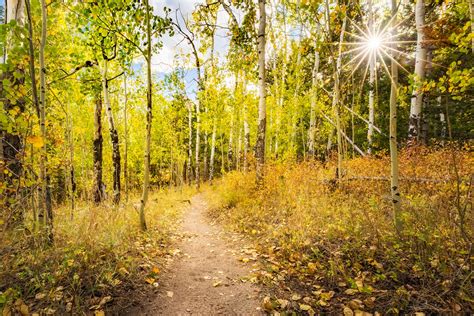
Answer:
[126, 194, 263, 315]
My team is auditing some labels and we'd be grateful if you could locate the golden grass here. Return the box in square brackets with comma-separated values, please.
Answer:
[205, 148, 473, 314]
[0, 186, 195, 314]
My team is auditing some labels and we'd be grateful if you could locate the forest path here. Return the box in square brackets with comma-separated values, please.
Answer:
[131, 193, 263, 315]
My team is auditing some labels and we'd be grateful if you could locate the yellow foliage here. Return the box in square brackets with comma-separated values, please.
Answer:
[206, 147, 473, 314]
[26, 135, 44, 148]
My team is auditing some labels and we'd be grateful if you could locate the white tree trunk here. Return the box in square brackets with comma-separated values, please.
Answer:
[123, 75, 129, 201]
[6, 0, 25, 23]
[367, 0, 375, 154]
[209, 119, 216, 181]
[308, 49, 319, 157]
[3, 0, 24, 62]
[187, 103, 193, 185]
[138, 0, 153, 231]
[39, 0, 53, 242]
[237, 123, 242, 171]
[255, 0, 267, 183]
[408, 0, 427, 142]
[437, 96, 446, 142]
[291, 23, 302, 153]
[333, 16, 347, 179]
[228, 105, 234, 170]
[390, 0, 402, 233]
[101, 59, 121, 204]
[195, 100, 200, 188]
[243, 103, 250, 172]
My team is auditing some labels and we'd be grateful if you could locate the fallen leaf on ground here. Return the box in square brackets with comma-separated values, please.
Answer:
[276, 299, 289, 309]
[35, 293, 46, 300]
[317, 299, 328, 306]
[262, 296, 273, 311]
[343, 306, 354, 316]
[145, 277, 155, 284]
[344, 289, 358, 295]
[99, 296, 112, 306]
[300, 304, 315, 316]
[291, 293, 302, 301]
[348, 299, 364, 310]
[14, 299, 28, 316]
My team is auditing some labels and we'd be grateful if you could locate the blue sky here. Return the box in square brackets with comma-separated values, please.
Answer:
[151, 0, 231, 96]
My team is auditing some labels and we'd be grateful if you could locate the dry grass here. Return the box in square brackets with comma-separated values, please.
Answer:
[205, 147, 473, 314]
[0, 186, 195, 315]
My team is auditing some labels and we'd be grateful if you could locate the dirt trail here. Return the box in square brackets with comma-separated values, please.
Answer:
[130, 194, 263, 315]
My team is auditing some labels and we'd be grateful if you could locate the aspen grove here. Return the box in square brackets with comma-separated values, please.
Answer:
[0, 0, 472, 314]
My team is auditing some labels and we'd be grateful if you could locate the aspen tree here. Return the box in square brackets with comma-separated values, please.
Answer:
[138, 0, 153, 231]
[390, 0, 402, 233]
[408, 0, 427, 142]
[39, 0, 53, 242]
[255, 0, 267, 184]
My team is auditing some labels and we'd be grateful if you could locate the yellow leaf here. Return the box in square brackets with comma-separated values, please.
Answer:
[14, 299, 29, 316]
[276, 299, 289, 309]
[2, 306, 12, 316]
[291, 293, 302, 301]
[300, 304, 312, 310]
[145, 277, 155, 284]
[344, 289, 358, 295]
[343, 306, 354, 316]
[261, 296, 273, 311]
[94, 311, 105, 316]
[26, 135, 44, 148]
[317, 299, 328, 306]
[300, 304, 315, 316]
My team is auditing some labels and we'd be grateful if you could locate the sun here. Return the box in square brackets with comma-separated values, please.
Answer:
[367, 35, 382, 51]
[341, 15, 410, 82]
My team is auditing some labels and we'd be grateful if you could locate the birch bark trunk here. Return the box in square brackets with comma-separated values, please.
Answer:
[138, 0, 153, 231]
[93, 94, 104, 204]
[101, 59, 121, 204]
[389, 0, 402, 233]
[39, 0, 53, 242]
[308, 49, 319, 158]
[255, 0, 267, 184]
[367, 0, 376, 154]
[209, 119, 217, 181]
[332, 15, 347, 179]
[123, 75, 129, 201]
[187, 102, 193, 185]
[408, 0, 427, 142]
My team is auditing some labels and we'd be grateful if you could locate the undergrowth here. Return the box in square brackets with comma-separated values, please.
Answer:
[0, 186, 194, 315]
[206, 147, 473, 315]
